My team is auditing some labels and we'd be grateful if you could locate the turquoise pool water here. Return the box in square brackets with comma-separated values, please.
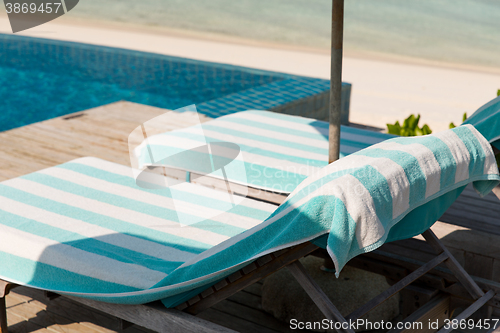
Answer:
[0, 34, 292, 132]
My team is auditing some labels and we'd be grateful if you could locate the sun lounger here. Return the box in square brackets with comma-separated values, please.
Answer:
[134, 96, 500, 205]
[1, 123, 498, 332]
[463, 95, 500, 150]
[131, 110, 395, 203]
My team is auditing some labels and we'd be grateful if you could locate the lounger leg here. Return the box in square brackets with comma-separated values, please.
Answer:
[421, 229, 496, 328]
[437, 290, 494, 333]
[421, 229, 484, 299]
[0, 296, 6, 333]
[0, 280, 18, 333]
[287, 261, 354, 333]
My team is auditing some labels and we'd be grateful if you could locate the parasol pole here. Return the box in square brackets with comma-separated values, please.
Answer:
[328, 0, 344, 164]
[322, 0, 346, 274]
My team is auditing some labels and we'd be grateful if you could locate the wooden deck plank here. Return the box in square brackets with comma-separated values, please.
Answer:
[227, 291, 262, 310]
[211, 299, 299, 333]
[440, 185, 500, 235]
[242, 283, 262, 297]
[0, 101, 209, 181]
[7, 287, 153, 333]
[197, 308, 280, 333]
[6, 311, 49, 333]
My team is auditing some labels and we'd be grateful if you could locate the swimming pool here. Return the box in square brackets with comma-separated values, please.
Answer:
[0, 34, 334, 132]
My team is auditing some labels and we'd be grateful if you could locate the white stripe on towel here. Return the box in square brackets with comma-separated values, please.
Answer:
[3, 178, 228, 246]
[287, 154, 410, 219]
[326, 174, 385, 248]
[434, 130, 470, 183]
[0, 196, 196, 263]
[374, 142, 441, 199]
[465, 125, 499, 175]
[0, 224, 167, 289]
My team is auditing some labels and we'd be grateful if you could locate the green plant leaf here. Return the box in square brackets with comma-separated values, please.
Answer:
[410, 114, 420, 131]
[449, 122, 456, 129]
[497, 89, 500, 97]
[402, 115, 411, 130]
[403, 114, 419, 132]
[421, 124, 432, 135]
[386, 121, 402, 135]
[387, 115, 432, 136]
[462, 112, 467, 122]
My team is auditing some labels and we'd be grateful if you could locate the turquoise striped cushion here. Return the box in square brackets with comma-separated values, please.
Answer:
[464, 95, 500, 149]
[133, 110, 395, 193]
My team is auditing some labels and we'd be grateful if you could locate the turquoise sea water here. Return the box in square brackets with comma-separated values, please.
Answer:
[64, 0, 500, 69]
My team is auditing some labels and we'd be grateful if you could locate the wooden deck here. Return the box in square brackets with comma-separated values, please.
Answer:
[0, 102, 309, 333]
[0, 101, 211, 182]
[6, 282, 299, 333]
[2, 101, 500, 331]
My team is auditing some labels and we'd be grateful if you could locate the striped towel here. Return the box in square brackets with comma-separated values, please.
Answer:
[0, 157, 278, 304]
[268, 124, 500, 275]
[0, 125, 497, 306]
[133, 110, 394, 193]
[464, 95, 500, 149]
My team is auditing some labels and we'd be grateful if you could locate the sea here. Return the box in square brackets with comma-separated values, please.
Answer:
[1, 0, 499, 69]
[63, 0, 500, 70]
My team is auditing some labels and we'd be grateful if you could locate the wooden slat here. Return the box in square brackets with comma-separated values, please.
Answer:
[6, 300, 106, 333]
[227, 290, 262, 310]
[399, 284, 439, 318]
[197, 307, 280, 333]
[346, 252, 449, 321]
[241, 283, 262, 298]
[388, 293, 450, 333]
[64, 297, 236, 333]
[286, 261, 353, 332]
[6, 287, 152, 333]
[437, 290, 495, 333]
[184, 242, 319, 315]
[350, 250, 500, 310]
[422, 230, 484, 299]
[212, 298, 295, 333]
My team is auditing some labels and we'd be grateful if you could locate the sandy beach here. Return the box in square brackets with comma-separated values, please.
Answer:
[2, 15, 500, 133]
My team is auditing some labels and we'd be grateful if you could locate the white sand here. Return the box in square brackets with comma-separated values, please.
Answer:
[2, 16, 500, 133]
